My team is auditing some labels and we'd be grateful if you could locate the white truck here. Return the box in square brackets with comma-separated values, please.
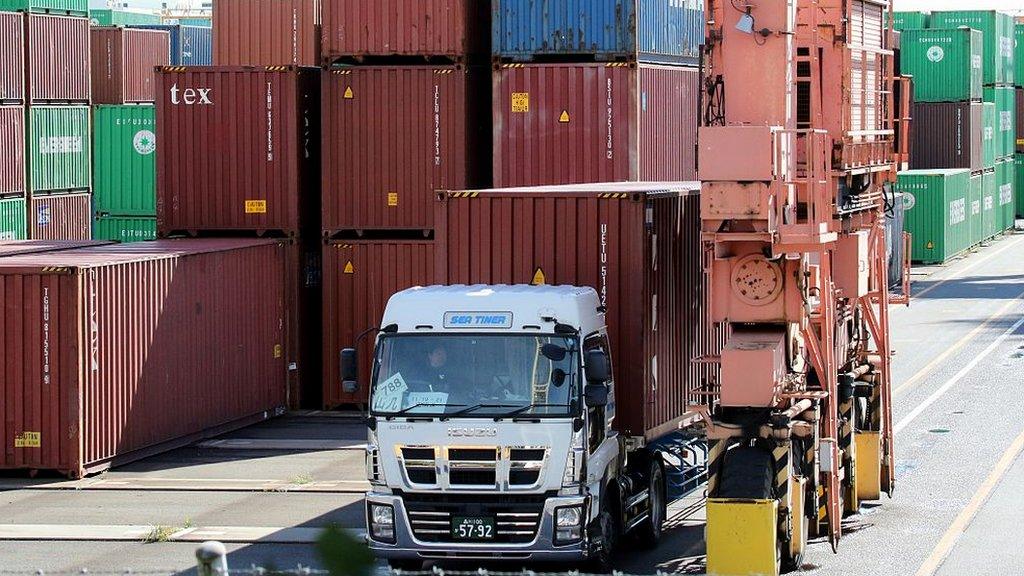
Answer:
[343, 285, 670, 570]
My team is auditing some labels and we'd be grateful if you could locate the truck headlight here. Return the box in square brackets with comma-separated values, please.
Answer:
[554, 505, 583, 544]
[368, 503, 396, 543]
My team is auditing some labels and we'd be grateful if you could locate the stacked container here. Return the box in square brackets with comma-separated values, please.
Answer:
[319, 1, 491, 407]
[213, 0, 321, 66]
[134, 24, 212, 66]
[491, 0, 703, 187]
[894, 169, 972, 263]
[90, 9, 160, 26]
[1016, 22, 1023, 218]
[0, 11, 26, 239]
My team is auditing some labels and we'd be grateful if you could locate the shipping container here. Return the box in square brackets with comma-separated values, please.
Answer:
[156, 67, 320, 236]
[25, 14, 90, 103]
[92, 105, 156, 216]
[969, 171, 983, 246]
[90, 27, 170, 104]
[0, 239, 289, 477]
[90, 9, 160, 26]
[1016, 23, 1023, 88]
[28, 105, 90, 194]
[0, 12, 24, 103]
[92, 215, 156, 243]
[1015, 154, 1024, 218]
[0, 105, 26, 196]
[983, 101, 996, 167]
[0, 239, 110, 257]
[996, 158, 1015, 232]
[891, 11, 929, 31]
[0, 0, 86, 15]
[492, 0, 703, 64]
[493, 63, 699, 187]
[983, 85, 1015, 161]
[0, 196, 26, 240]
[135, 24, 212, 66]
[214, 0, 321, 66]
[321, 239, 435, 407]
[930, 10, 1014, 86]
[322, 65, 488, 233]
[910, 101, 983, 172]
[1017, 87, 1023, 154]
[982, 168, 997, 240]
[895, 169, 971, 264]
[321, 0, 488, 64]
[28, 192, 90, 240]
[435, 182, 722, 440]
[898, 28, 981, 103]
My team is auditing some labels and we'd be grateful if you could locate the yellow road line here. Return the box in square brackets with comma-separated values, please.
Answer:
[914, 234, 1024, 299]
[913, 428, 1024, 576]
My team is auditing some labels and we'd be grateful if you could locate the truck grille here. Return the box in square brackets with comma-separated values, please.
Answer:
[404, 493, 547, 544]
[397, 445, 548, 489]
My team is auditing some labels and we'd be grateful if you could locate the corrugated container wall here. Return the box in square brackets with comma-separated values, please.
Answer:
[90, 27, 170, 104]
[92, 215, 157, 243]
[321, 0, 488, 63]
[0, 0, 87, 14]
[435, 183, 724, 439]
[0, 197, 26, 240]
[214, 0, 321, 66]
[1016, 88, 1023, 154]
[90, 9, 161, 26]
[898, 28, 981, 103]
[984, 85, 1015, 160]
[28, 192, 90, 240]
[982, 169, 997, 239]
[996, 158, 1014, 231]
[321, 240, 435, 408]
[929, 10, 1014, 86]
[92, 105, 156, 216]
[910, 102, 983, 172]
[322, 66, 488, 233]
[891, 11, 929, 31]
[28, 106, 91, 194]
[135, 24, 213, 66]
[156, 67, 320, 236]
[1016, 24, 1023, 88]
[26, 14, 90, 103]
[0, 239, 112, 257]
[493, 63, 698, 187]
[0, 239, 288, 477]
[492, 0, 703, 64]
[983, 102, 996, 167]
[1015, 154, 1024, 218]
[0, 105, 26, 196]
[969, 171, 983, 246]
[895, 169, 971, 264]
[0, 12, 24, 103]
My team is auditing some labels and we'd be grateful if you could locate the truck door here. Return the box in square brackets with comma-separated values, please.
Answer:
[584, 332, 618, 486]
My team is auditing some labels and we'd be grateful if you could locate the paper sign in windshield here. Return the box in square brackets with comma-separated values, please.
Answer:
[372, 373, 408, 412]
[407, 392, 449, 408]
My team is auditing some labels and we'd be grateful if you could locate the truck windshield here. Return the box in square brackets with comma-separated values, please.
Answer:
[370, 334, 580, 418]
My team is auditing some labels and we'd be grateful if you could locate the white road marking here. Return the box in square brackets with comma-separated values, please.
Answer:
[0, 524, 365, 544]
[198, 439, 367, 451]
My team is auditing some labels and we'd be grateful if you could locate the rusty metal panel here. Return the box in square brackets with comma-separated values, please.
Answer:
[320, 0, 487, 64]
[0, 239, 289, 477]
[321, 239, 435, 408]
[28, 192, 90, 240]
[911, 101, 984, 172]
[435, 182, 722, 439]
[493, 63, 698, 188]
[0, 239, 109, 257]
[0, 12, 24, 103]
[0, 105, 26, 197]
[90, 27, 169, 104]
[321, 66, 488, 233]
[156, 66, 320, 236]
[26, 14, 90, 104]
[213, 0, 321, 66]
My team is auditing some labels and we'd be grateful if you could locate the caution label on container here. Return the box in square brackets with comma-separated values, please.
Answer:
[245, 200, 267, 214]
[14, 432, 40, 448]
[532, 268, 546, 286]
[343, 86, 354, 99]
[559, 110, 571, 123]
[344, 261, 355, 274]
[388, 192, 399, 207]
[274, 344, 283, 359]
[512, 92, 529, 113]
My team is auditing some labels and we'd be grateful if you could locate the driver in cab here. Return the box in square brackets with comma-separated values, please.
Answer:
[424, 345, 450, 392]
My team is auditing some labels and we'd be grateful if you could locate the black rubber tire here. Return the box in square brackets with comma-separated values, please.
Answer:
[636, 458, 666, 547]
[781, 496, 810, 572]
[716, 446, 774, 499]
[589, 492, 620, 574]
[387, 559, 423, 572]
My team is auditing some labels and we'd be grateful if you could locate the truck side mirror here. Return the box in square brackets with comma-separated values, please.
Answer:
[341, 348, 358, 393]
[585, 383, 609, 408]
[585, 349, 610, 384]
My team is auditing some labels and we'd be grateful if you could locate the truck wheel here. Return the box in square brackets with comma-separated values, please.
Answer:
[716, 446, 773, 499]
[781, 503, 809, 572]
[589, 492, 620, 574]
[636, 458, 666, 547]
[387, 559, 423, 572]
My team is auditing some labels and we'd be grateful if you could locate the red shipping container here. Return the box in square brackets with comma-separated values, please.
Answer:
[29, 192, 90, 241]
[26, 14, 90, 103]
[321, 239, 434, 407]
[214, 0, 321, 66]
[0, 105, 26, 196]
[321, 0, 487, 64]
[0, 239, 110, 257]
[493, 63, 699, 188]
[0, 239, 289, 477]
[435, 183, 723, 439]
[90, 27, 170, 104]
[156, 66, 320, 236]
[0, 12, 24, 103]
[322, 66, 488, 233]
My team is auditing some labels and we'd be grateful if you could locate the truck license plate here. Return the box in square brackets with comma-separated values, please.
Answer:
[451, 516, 495, 540]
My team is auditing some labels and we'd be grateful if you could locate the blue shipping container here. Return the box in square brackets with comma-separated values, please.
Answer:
[492, 0, 704, 64]
[132, 24, 212, 65]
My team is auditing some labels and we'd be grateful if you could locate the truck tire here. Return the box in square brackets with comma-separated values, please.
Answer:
[635, 458, 666, 547]
[716, 446, 773, 499]
[589, 491, 620, 574]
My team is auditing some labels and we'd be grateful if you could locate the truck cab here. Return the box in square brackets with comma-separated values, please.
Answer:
[348, 285, 666, 569]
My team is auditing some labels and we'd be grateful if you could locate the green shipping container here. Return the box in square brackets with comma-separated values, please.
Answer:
[1016, 154, 1024, 219]
[92, 105, 156, 216]
[969, 171, 984, 246]
[89, 9, 160, 26]
[0, 197, 27, 240]
[1016, 24, 1023, 89]
[0, 0, 86, 15]
[92, 215, 156, 243]
[892, 11, 929, 32]
[900, 28, 982, 103]
[983, 86, 1015, 160]
[982, 102, 996, 167]
[996, 159, 1014, 232]
[896, 169, 972, 264]
[982, 168, 997, 240]
[28, 106, 91, 195]
[930, 10, 1014, 86]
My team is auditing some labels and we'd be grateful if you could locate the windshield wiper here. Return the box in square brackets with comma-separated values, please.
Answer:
[497, 404, 567, 420]
[442, 404, 508, 420]
[387, 402, 464, 420]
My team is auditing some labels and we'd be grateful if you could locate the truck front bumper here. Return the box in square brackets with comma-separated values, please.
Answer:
[365, 492, 590, 562]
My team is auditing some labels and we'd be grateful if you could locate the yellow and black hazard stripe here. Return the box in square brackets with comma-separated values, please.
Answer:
[266, 66, 289, 72]
[162, 66, 188, 73]
[433, 69, 454, 75]
[597, 193, 630, 199]
[706, 439, 726, 497]
[40, 267, 70, 273]
[502, 63, 526, 69]
[332, 69, 353, 76]
[605, 62, 630, 68]
[448, 191, 481, 199]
